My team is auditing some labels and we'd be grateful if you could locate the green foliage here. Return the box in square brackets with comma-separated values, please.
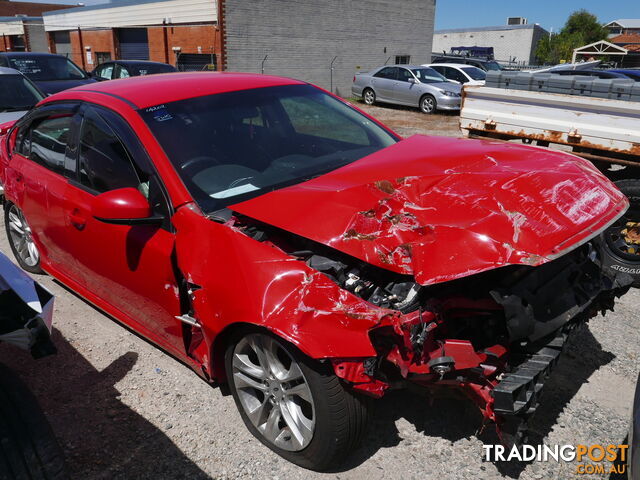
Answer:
[535, 9, 609, 64]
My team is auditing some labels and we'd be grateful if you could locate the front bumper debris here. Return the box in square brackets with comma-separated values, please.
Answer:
[335, 241, 632, 448]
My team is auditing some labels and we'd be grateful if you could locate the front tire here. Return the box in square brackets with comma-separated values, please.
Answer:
[419, 94, 437, 114]
[602, 179, 640, 287]
[362, 88, 376, 106]
[5, 203, 42, 274]
[225, 329, 369, 471]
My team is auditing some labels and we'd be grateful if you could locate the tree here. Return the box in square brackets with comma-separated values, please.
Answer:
[561, 10, 609, 44]
[534, 10, 608, 64]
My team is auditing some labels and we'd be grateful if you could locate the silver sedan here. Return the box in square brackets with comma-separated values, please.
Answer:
[351, 65, 462, 114]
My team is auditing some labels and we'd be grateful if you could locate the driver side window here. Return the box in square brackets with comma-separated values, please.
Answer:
[78, 107, 141, 193]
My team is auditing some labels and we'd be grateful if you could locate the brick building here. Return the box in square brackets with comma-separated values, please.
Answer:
[43, 0, 436, 96]
[0, 0, 74, 52]
[43, 0, 219, 71]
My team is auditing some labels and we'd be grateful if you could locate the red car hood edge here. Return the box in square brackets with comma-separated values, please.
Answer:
[231, 135, 628, 285]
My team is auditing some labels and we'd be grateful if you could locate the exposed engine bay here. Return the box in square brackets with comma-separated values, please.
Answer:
[231, 212, 632, 447]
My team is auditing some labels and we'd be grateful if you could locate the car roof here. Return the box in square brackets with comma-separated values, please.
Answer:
[107, 60, 174, 66]
[426, 63, 479, 69]
[0, 67, 23, 75]
[45, 72, 306, 109]
[0, 52, 66, 58]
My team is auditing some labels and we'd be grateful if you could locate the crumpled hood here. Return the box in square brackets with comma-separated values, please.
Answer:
[231, 135, 628, 285]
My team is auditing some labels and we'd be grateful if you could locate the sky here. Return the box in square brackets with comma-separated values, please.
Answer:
[435, 0, 640, 32]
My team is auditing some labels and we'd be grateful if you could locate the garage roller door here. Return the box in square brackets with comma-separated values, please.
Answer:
[52, 31, 71, 58]
[118, 28, 149, 60]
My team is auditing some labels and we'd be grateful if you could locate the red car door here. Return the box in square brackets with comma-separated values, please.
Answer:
[6, 105, 84, 279]
[62, 104, 185, 357]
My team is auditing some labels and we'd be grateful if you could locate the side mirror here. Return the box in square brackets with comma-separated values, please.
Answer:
[92, 187, 163, 225]
[408, 77, 417, 84]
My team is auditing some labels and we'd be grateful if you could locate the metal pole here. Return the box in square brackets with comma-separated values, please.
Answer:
[261, 54, 268, 74]
[330, 55, 337, 93]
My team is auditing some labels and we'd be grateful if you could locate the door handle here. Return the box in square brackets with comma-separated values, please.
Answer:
[69, 209, 87, 230]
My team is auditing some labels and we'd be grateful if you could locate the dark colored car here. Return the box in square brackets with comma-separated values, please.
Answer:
[92, 60, 177, 81]
[0, 72, 632, 471]
[608, 69, 640, 81]
[554, 69, 632, 79]
[431, 54, 503, 71]
[0, 52, 95, 95]
[0, 67, 45, 124]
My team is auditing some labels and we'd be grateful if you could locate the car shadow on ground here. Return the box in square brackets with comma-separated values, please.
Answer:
[351, 98, 460, 116]
[334, 324, 614, 477]
[0, 329, 211, 479]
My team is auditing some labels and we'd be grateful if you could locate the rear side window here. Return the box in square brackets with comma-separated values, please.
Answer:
[26, 116, 72, 174]
[78, 108, 141, 193]
[373, 67, 397, 80]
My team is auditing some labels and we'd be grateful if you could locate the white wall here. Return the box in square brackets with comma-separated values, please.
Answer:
[44, 0, 217, 32]
[433, 26, 544, 65]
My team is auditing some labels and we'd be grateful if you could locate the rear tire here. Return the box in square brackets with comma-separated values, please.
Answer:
[419, 94, 437, 114]
[225, 329, 369, 471]
[602, 179, 640, 287]
[0, 363, 68, 480]
[4, 204, 42, 274]
[362, 88, 376, 106]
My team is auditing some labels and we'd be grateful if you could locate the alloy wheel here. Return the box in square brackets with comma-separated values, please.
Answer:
[7, 205, 39, 267]
[363, 89, 375, 105]
[232, 333, 315, 451]
[421, 96, 435, 113]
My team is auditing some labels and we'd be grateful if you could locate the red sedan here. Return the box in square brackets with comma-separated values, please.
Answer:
[0, 72, 632, 470]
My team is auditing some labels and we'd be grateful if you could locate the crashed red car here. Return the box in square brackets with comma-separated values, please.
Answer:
[0, 72, 632, 470]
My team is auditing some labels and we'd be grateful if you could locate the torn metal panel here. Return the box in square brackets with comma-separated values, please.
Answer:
[231, 135, 628, 286]
[0, 252, 55, 358]
[172, 204, 397, 361]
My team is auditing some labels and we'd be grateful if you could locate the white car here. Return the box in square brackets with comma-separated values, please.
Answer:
[423, 63, 486, 86]
[0, 67, 45, 124]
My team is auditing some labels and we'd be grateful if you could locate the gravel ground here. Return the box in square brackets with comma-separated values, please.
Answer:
[0, 103, 638, 479]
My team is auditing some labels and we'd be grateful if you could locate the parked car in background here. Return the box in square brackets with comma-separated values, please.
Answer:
[431, 54, 503, 71]
[0, 53, 95, 95]
[607, 69, 640, 81]
[352, 65, 462, 113]
[553, 69, 632, 80]
[92, 60, 177, 81]
[0, 67, 44, 124]
[0, 72, 632, 471]
[425, 63, 486, 85]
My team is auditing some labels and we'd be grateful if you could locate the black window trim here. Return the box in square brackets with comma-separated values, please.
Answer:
[13, 102, 81, 177]
[74, 101, 175, 231]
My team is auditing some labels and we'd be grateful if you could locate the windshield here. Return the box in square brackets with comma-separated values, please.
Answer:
[140, 84, 398, 212]
[7, 56, 87, 81]
[483, 61, 502, 71]
[133, 63, 176, 76]
[460, 67, 486, 80]
[0, 75, 44, 111]
[411, 67, 447, 83]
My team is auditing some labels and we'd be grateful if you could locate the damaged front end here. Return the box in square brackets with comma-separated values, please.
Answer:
[187, 136, 634, 449]
[227, 209, 631, 448]
[332, 239, 630, 447]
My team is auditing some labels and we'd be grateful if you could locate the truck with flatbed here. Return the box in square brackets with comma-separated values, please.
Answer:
[460, 72, 640, 285]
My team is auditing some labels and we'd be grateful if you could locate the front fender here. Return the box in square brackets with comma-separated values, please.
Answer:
[172, 205, 391, 364]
